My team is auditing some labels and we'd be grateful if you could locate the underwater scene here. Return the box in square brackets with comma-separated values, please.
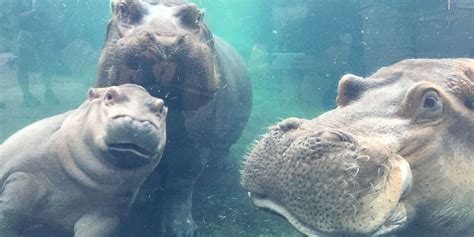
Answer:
[0, 0, 473, 236]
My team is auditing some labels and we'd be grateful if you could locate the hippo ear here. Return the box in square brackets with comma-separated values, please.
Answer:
[462, 68, 474, 110]
[110, 0, 116, 13]
[88, 88, 102, 101]
[337, 74, 367, 106]
[447, 60, 474, 110]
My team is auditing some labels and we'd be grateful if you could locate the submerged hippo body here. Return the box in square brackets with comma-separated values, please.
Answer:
[242, 59, 474, 237]
[0, 85, 167, 236]
[96, 0, 252, 236]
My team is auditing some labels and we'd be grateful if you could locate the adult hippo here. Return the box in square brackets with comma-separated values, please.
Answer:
[96, 0, 252, 236]
[0, 84, 167, 236]
[242, 59, 474, 237]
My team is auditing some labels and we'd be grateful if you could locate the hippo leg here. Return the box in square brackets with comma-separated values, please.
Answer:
[16, 32, 40, 107]
[0, 172, 47, 237]
[73, 213, 120, 237]
[17, 66, 40, 107]
[41, 72, 60, 105]
[207, 147, 230, 170]
[160, 178, 198, 237]
[159, 142, 210, 237]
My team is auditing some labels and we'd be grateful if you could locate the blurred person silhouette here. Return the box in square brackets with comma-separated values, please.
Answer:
[250, 0, 363, 109]
[0, 53, 18, 109]
[9, 0, 66, 106]
[361, 0, 474, 73]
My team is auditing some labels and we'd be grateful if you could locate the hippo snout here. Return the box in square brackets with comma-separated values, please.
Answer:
[104, 114, 165, 169]
[242, 120, 413, 236]
[316, 130, 355, 144]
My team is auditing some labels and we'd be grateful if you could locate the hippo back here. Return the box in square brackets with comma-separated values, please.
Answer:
[205, 36, 252, 148]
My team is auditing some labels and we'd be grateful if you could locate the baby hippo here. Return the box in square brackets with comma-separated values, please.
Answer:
[0, 84, 167, 237]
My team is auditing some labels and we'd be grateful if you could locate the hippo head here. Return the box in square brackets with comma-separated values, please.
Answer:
[97, 0, 218, 111]
[72, 84, 168, 169]
[242, 59, 474, 236]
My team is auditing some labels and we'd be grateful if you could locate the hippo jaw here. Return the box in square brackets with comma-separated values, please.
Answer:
[246, 161, 412, 237]
[241, 118, 414, 237]
[247, 195, 409, 237]
[98, 0, 218, 110]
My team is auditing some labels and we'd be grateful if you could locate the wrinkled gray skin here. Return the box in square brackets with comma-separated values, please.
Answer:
[0, 84, 167, 237]
[242, 59, 474, 237]
[96, 0, 252, 236]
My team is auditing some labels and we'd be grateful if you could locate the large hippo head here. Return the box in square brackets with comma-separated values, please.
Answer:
[67, 84, 168, 170]
[97, 0, 218, 111]
[242, 59, 474, 236]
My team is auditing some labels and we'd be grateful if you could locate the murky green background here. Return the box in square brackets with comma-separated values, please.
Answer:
[0, 0, 471, 236]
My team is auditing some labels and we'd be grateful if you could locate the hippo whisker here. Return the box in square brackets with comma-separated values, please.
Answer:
[344, 163, 360, 177]
[380, 163, 391, 173]
[351, 203, 358, 216]
[345, 192, 356, 200]
[370, 182, 375, 191]
[248, 143, 257, 152]
[341, 179, 348, 188]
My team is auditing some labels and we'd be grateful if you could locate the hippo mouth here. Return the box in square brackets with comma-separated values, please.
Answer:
[241, 123, 413, 237]
[104, 115, 163, 169]
[108, 143, 153, 158]
[248, 192, 329, 237]
[247, 190, 409, 237]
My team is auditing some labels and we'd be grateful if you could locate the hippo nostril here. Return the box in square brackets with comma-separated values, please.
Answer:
[320, 131, 341, 142]
[147, 99, 165, 114]
[158, 106, 165, 114]
[138, 31, 156, 41]
[175, 34, 189, 45]
[278, 118, 303, 132]
[139, 31, 150, 37]
[318, 131, 353, 143]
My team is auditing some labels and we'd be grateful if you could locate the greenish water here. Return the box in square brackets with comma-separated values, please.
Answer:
[0, 0, 472, 236]
[0, 1, 324, 236]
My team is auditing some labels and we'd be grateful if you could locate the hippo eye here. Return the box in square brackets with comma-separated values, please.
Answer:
[465, 99, 474, 110]
[105, 92, 114, 102]
[195, 11, 204, 24]
[422, 91, 441, 110]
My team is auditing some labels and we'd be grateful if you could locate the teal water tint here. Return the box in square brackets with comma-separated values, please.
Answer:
[0, 0, 110, 141]
[0, 1, 347, 236]
[2, 0, 470, 236]
[195, 0, 337, 132]
[179, 1, 341, 236]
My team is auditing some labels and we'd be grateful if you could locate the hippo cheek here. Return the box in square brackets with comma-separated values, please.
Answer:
[104, 115, 163, 169]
